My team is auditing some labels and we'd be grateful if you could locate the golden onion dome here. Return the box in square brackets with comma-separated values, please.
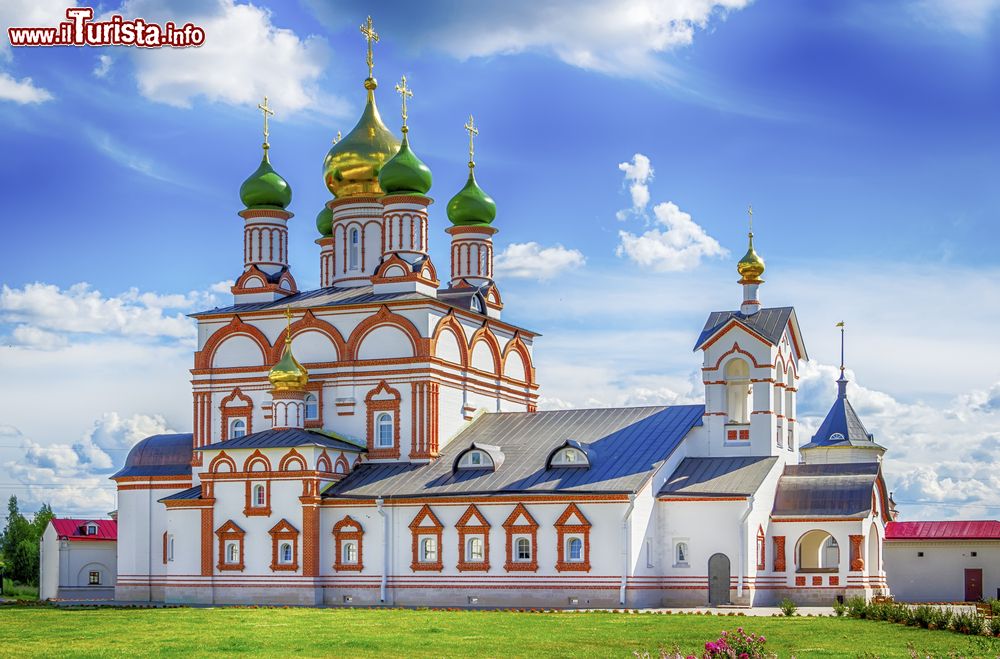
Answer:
[322, 78, 400, 198]
[268, 338, 308, 392]
[737, 231, 766, 283]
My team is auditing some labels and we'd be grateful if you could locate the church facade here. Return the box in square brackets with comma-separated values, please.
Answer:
[113, 19, 894, 608]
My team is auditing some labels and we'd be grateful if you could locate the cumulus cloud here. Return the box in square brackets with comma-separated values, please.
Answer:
[93, 54, 113, 78]
[0, 72, 53, 104]
[307, 0, 751, 78]
[617, 153, 654, 219]
[912, 0, 1000, 35]
[105, 0, 336, 113]
[494, 242, 586, 281]
[617, 201, 728, 272]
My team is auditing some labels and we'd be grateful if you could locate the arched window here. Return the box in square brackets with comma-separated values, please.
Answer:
[230, 418, 247, 439]
[168, 536, 175, 562]
[675, 541, 689, 565]
[253, 484, 266, 507]
[457, 449, 495, 470]
[725, 359, 752, 425]
[343, 540, 358, 564]
[567, 537, 583, 562]
[226, 541, 240, 564]
[304, 393, 319, 420]
[479, 250, 488, 276]
[467, 536, 484, 562]
[280, 542, 293, 564]
[547, 444, 590, 468]
[349, 228, 360, 270]
[420, 537, 437, 562]
[471, 296, 483, 313]
[516, 537, 531, 561]
[376, 413, 393, 448]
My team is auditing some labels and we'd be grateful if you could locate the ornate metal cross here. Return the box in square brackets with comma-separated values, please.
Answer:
[360, 16, 379, 79]
[257, 96, 274, 150]
[395, 75, 413, 131]
[464, 114, 478, 165]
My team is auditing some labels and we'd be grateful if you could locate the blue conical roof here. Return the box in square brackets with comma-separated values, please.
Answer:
[801, 372, 885, 451]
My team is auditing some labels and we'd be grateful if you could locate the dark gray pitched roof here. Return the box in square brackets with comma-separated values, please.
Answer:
[801, 375, 886, 452]
[694, 307, 805, 357]
[158, 485, 202, 502]
[195, 428, 365, 453]
[191, 285, 422, 316]
[659, 456, 779, 497]
[327, 405, 704, 499]
[771, 463, 880, 518]
[112, 433, 193, 479]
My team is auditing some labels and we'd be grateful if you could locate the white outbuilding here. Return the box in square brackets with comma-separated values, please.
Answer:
[39, 518, 117, 601]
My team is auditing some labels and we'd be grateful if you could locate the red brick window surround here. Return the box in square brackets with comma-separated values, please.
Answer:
[216, 520, 246, 572]
[456, 504, 491, 572]
[756, 525, 766, 570]
[304, 384, 323, 429]
[409, 505, 444, 572]
[269, 519, 300, 572]
[365, 381, 401, 460]
[333, 515, 364, 572]
[220, 388, 253, 440]
[555, 503, 591, 572]
[502, 503, 538, 572]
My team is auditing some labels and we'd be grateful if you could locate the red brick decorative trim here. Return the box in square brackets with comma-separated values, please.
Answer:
[220, 388, 254, 441]
[365, 380, 402, 459]
[502, 503, 539, 572]
[200, 504, 214, 576]
[242, 449, 271, 473]
[243, 479, 271, 517]
[795, 575, 806, 586]
[830, 575, 840, 586]
[456, 504, 491, 572]
[346, 305, 429, 360]
[208, 451, 237, 474]
[430, 312, 469, 368]
[268, 309, 347, 364]
[756, 525, 766, 570]
[162, 531, 168, 565]
[408, 380, 440, 460]
[317, 450, 332, 473]
[773, 535, 786, 572]
[269, 519, 300, 572]
[850, 534, 865, 571]
[409, 504, 444, 572]
[195, 315, 271, 369]
[333, 515, 364, 572]
[501, 332, 535, 385]
[301, 497, 319, 577]
[215, 520, 246, 572]
[554, 503, 591, 572]
[278, 448, 307, 472]
[468, 323, 502, 376]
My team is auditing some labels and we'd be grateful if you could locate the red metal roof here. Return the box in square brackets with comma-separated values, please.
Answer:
[886, 520, 1000, 540]
[50, 518, 117, 541]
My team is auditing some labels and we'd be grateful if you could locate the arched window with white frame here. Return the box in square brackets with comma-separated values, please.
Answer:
[376, 413, 393, 448]
[230, 418, 247, 439]
[280, 542, 293, 564]
[253, 484, 266, 507]
[226, 541, 240, 564]
[725, 359, 752, 425]
[566, 537, 583, 562]
[420, 536, 437, 563]
[467, 536, 484, 562]
[343, 540, 358, 564]
[515, 537, 532, 562]
[349, 228, 360, 270]
[675, 541, 689, 566]
[304, 393, 319, 420]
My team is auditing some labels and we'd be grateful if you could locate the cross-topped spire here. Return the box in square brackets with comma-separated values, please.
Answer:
[836, 321, 846, 372]
[332, 130, 341, 145]
[747, 203, 753, 236]
[395, 75, 413, 133]
[464, 114, 478, 168]
[360, 15, 379, 80]
[285, 305, 293, 346]
[257, 96, 275, 157]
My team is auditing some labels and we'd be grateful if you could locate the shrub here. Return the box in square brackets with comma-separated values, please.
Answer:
[704, 628, 768, 659]
[928, 607, 952, 631]
[950, 611, 984, 635]
[846, 596, 868, 619]
[884, 603, 912, 625]
[832, 600, 847, 617]
[779, 598, 797, 617]
[911, 605, 936, 629]
[989, 615, 1000, 638]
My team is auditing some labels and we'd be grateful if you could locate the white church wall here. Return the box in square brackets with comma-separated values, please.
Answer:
[433, 327, 463, 364]
[357, 325, 415, 360]
[290, 330, 339, 363]
[211, 335, 266, 368]
[885, 541, 1000, 603]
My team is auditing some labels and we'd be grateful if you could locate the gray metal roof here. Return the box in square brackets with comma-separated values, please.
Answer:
[327, 405, 704, 499]
[801, 375, 886, 452]
[196, 428, 365, 453]
[191, 285, 423, 316]
[112, 433, 193, 479]
[771, 463, 880, 518]
[659, 456, 779, 497]
[694, 306, 801, 354]
[158, 485, 202, 502]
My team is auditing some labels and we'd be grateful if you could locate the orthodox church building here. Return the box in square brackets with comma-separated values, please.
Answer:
[113, 19, 894, 608]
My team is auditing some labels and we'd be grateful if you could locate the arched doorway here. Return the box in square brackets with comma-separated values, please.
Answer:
[708, 553, 731, 605]
[796, 530, 839, 572]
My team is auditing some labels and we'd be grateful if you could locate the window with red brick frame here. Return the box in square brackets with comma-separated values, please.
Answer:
[502, 503, 538, 572]
[554, 503, 591, 572]
[333, 515, 364, 572]
[365, 381, 401, 459]
[269, 519, 300, 572]
[409, 505, 444, 571]
[756, 525, 766, 570]
[216, 520, 246, 572]
[456, 504, 491, 571]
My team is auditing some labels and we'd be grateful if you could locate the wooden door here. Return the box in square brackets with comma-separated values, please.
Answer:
[965, 568, 983, 601]
[708, 553, 731, 605]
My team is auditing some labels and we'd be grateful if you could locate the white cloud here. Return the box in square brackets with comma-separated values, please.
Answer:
[310, 0, 751, 79]
[9, 325, 68, 350]
[617, 201, 728, 271]
[494, 242, 586, 281]
[106, 0, 336, 113]
[912, 0, 1000, 35]
[617, 153, 654, 219]
[0, 0, 73, 54]
[93, 54, 113, 78]
[0, 72, 53, 104]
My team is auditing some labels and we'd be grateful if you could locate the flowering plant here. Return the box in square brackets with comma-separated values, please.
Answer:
[703, 628, 768, 658]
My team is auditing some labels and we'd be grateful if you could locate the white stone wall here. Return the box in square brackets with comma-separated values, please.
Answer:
[885, 541, 1000, 602]
[39, 523, 117, 601]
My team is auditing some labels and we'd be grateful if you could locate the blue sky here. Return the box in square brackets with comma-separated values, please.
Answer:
[1, 0, 999, 519]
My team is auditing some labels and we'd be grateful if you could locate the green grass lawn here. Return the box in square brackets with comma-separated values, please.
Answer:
[0, 606, 997, 658]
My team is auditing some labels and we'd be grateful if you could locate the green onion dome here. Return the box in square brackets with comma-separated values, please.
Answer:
[446, 166, 496, 226]
[239, 154, 292, 210]
[316, 205, 333, 237]
[378, 132, 432, 196]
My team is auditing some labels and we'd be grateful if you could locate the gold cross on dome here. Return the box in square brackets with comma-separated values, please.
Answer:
[395, 75, 413, 131]
[464, 114, 478, 166]
[257, 96, 274, 151]
[360, 15, 379, 79]
[332, 130, 341, 145]
[284, 305, 293, 345]
[747, 204, 753, 234]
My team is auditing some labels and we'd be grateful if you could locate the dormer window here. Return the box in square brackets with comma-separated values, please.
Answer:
[829, 432, 845, 441]
[547, 441, 591, 469]
[85, 523, 97, 536]
[454, 443, 503, 472]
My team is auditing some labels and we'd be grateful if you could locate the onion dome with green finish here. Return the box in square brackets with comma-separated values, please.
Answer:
[446, 165, 496, 226]
[239, 153, 292, 210]
[322, 78, 400, 198]
[378, 132, 432, 196]
[316, 205, 333, 237]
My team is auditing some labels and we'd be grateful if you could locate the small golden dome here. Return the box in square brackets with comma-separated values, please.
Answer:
[737, 231, 765, 283]
[322, 78, 400, 198]
[268, 338, 308, 392]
